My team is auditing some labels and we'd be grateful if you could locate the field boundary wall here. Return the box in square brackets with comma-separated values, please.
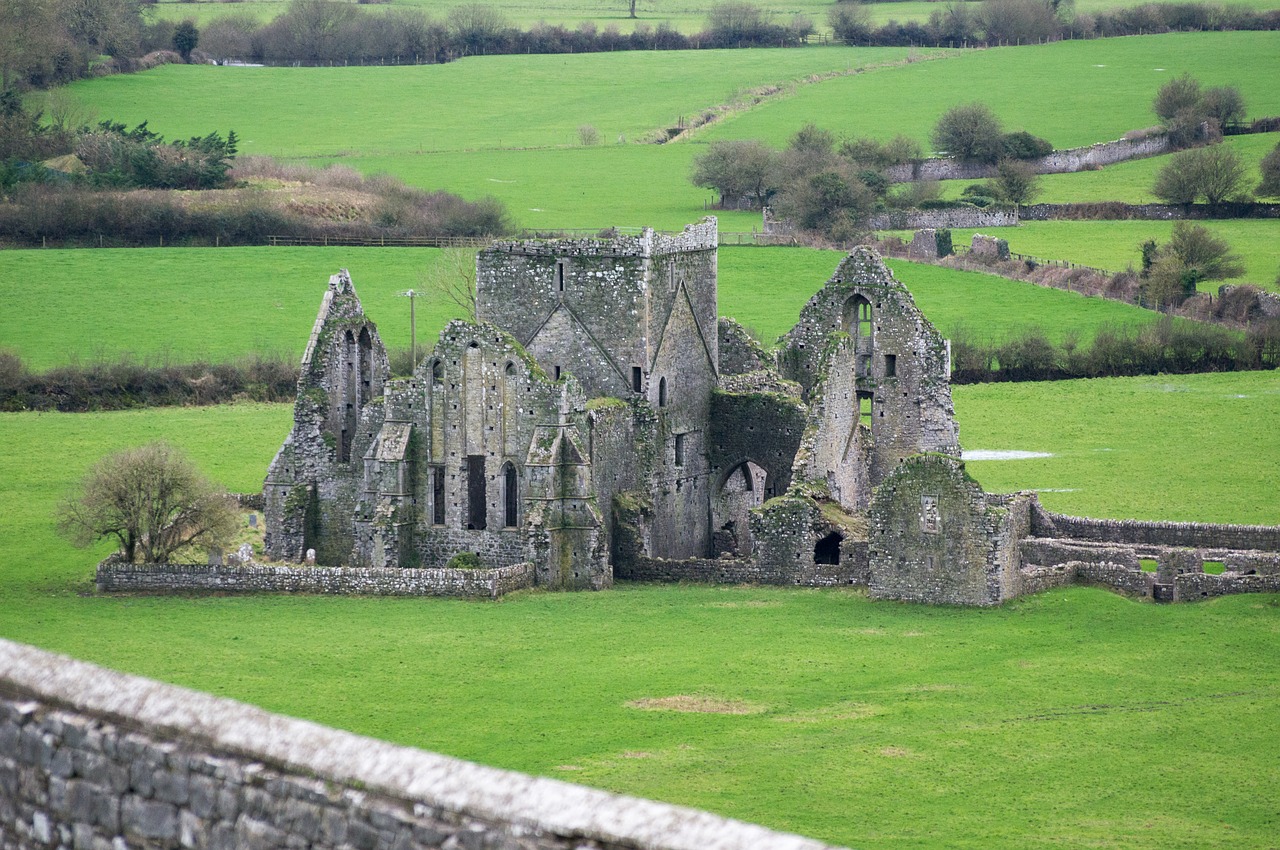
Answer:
[95, 560, 535, 599]
[1030, 507, 1280, 551]
[0, 639, 845, 850]
[883, 134, 1174, 184]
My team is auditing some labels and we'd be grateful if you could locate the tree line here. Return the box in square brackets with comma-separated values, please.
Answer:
[949, 315, 1280, 384]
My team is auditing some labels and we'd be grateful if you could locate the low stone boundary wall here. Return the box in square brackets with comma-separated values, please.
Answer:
[95, 561, 535, 599]
[1074, 562, 1156, 598]
[1175, 571, 1280, 601]
[1020, 539, 1141, 570]
[1021, 201, 1280, 221]
[867, 208, 1018, 230]
[1030, 508, 1280, 552]
[0, 639, 845, 850]
[1018, 564, 1075, 596]
[619, 548, 868, 588]
[883, 134, 1173, 184]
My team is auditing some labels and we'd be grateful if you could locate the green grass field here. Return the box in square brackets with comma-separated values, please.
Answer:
[60, 33, 1280, 232]
[143, 0, 1280, 32]
[0, 373, 1277, 848]
[0, 245, 1174, 368]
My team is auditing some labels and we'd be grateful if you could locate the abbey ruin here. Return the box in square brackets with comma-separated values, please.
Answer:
[180, 218, 1279, 606]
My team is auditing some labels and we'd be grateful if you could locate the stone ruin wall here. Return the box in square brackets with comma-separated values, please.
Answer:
[1030, 506, 1280, 552]
[0, 639, 846, 850]
[95, 560, 536, 599]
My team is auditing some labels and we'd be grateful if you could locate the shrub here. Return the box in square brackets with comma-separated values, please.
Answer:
[932, 102, 1004, 163]
[1152, 145, 1249, 206]
[446, 551, 483, 569]
[1257, 141, 1280, 198]
[999, 130, 1053, 160]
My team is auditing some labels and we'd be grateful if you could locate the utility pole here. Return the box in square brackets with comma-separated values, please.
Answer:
[401, 289, 417, 371]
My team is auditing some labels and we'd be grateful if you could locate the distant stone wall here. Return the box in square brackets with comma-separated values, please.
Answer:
[868, 208, 1018, 230]
[1074, 561, 1156, 598]
[1030, 507, 1280, 551]
[1020, 202, 1280, 222]
[95, 561, 535, 599]
[883, 133, 1173, 184]
[0, 639, 845, 850]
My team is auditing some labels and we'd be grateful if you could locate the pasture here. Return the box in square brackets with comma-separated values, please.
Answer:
[0, 246, 1174, 368]
[0, 369, 1278, 849]
[59, 33, 1280, 233]
[8, 23, 1279, 847]
[144, 0, 1280, 32]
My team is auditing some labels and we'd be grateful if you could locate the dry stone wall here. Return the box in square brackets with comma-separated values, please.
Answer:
[0, 639, 846, 850]
[95, 561, 535, 599]
[882, 133, 1173, 183]
[1030, 507, 1280, 551]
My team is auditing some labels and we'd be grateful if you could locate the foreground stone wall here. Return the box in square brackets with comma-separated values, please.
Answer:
[95, 561, 535, 599]
[0, 640, 845, 850]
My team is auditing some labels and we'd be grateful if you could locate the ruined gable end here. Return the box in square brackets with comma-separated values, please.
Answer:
[868, 455, 1022, 606]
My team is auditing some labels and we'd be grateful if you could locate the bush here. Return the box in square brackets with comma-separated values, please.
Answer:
[999, 130, 1053, 160]
[446, 551, 483, 569]
[1257, 141, 1280, 198]
[932, 102, 1004, 163]
[1152, 145, 1249, 206]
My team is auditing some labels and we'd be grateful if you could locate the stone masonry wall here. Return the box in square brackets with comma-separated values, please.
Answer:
[882, 133, 1173, 183]
[621, 547, 868, 588]
[1030, 506, 1280, 551]
[867, 209, 1018, 231]
[95, 562, 535, 599]
[0, 639, 845, 850]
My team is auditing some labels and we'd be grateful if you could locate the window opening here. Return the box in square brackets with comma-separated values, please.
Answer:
[658, 377, 667, 407]
[465, 455, 486, 530]
[814, 531, 843, 565]
[554, 365, 562, 381]
[556, 260, 566, 292]
[431, 465, 445, 525]
[884, 353, 897, 377]
[674, 433, 685, 467]
[503, 463, 518, 528]
[632, 366, 643, 393]
[431, 360, 443, 385]
[858, 391, 873, 421]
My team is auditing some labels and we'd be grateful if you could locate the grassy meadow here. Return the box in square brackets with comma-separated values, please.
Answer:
[144, 0, 1280, 31]
[0, 245, 1176, 368]
[6, 24, 1279, 848]
[59, 33, 1280, 234]
[1, 369, 1278, 848]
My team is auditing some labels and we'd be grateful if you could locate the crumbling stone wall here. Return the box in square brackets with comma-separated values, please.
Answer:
[781, 248, 960, 503]
[869, 456, 1021, 606]
[264, 270, 389, 566]
[969, 234, 1010, 261]
[751, 492, 870, 587]
[0, 639, 847, 850]
[717, 318, 769, 375]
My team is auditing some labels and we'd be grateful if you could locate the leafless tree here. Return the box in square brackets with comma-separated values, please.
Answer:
[58, 442, 239, 564]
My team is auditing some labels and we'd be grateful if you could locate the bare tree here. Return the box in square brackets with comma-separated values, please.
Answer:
[58, 442, 239, 564]
[421, 246, 478, 322]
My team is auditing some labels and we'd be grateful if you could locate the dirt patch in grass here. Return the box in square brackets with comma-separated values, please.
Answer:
[879, 746, 913, 758]
[705, 600, 782, 609]
[554, 765, 583, 771]
[626, 695, 767, 715]
[620, 751, 652, 759]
